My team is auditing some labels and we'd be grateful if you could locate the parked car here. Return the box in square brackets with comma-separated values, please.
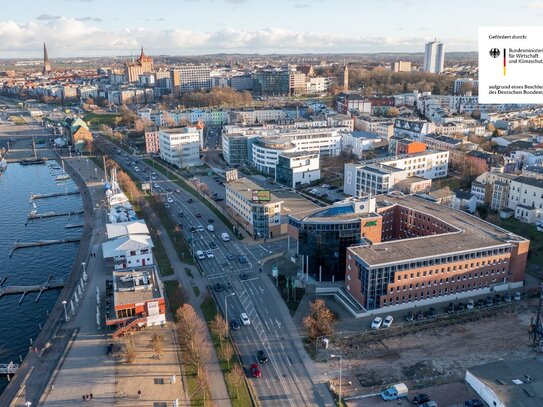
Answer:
[455, 302, 465, 312]
[167, 197, 174, 203]
[239, 273, 248, 280]
[197, 225, 204, 232]
[229, 319, 240, 331]
[187, 198, 193, 203]
[412, 394, 431, 405]
[494, 294, 502, 304]
[257, 350, 268, 363]
[416, 310, 425, 321]
[238, 255, 248, 264]
[504, 293, 512, 303]
[419, 402, 437, 407]
[178, 211, 185, 217]
[164, 203, 170, 209]
[428, 307, 437, 319]
[209, 241, 217, 249]
[190, 226, 197, 233]
[467, 299, 474, 310]
[250, 363, 261, 378]
[196, 250, 205, 260]
[485, 296, 493, 307]
[446, 302, 455, 314]
[226, 253, 234, 261]
[214, 283, 223, 292]
[514, 291, 522, 301]
[195, 213, 202, 218]
[476, 299, 485, 309]
[371, 317, 383, 329]
[405, 311, 414, 322]
[464, 399, 483, 407]
[208, 218, 215, 224]
[240, 312, 251, 326]
[383, 315, 394, 328]
[206, 250, 214, 258]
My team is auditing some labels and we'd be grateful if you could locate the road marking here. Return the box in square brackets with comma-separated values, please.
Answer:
[240, 277, 259, 282]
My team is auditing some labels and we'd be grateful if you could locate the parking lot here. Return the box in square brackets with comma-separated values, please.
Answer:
[321, 296, 540, 403]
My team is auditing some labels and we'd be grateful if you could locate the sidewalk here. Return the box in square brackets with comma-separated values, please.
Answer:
[141, 199, 232, 406]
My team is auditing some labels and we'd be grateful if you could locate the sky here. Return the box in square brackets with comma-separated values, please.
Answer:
[1, 0, 543, 57]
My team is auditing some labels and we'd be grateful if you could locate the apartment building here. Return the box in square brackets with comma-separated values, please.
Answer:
[423, 40, 445, 74]
[158, 127, 201, 168]
[354, 115, 394, 139]
[508, 176, 543, 224]
[393, 118, 436, 142]
[345, 194, 528, 311]
[275, 152, 320, 188]
[344, 150, 449, 197]
[393, 61, 412, 72]
[144, 129, 160, 154]
[170, 65, 211, 94]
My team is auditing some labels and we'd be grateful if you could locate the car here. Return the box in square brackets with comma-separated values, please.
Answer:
[214, 197, 224, 202]
[486, 296, 493, 307]
[455, 302, 465, 312]
[467, 299, 474, 310]
[214, 283, 223, 292]
[195, 213, 202, 218]
[190, 226, 197, 233]
[494, 294, 502, 304]
[154, 184, 160, 189]
[240, 312, 251, 325]
[196, 250, 205, 260]
[177, 223, 184, 229]
[229, 319, 240, 331]
[187, 198, 193, 203]
[257, 350, 268, 363]
[476, 299, 485, 309]
[446, 302, 455, 314]
[175, 189, 180, 193]
[250, 363, 261, 378]
[239, 273, 248, 280]
[226, 254, 234, 261]
[405, 311, 414, 322]
[164, 203, 170, 209]
[419, 402, 437, 407]
[209, 241, 217, 249]
[321, 184, 330, 188]
[166, 187, 172, 192]
[208, 218, 215, 224]
[238, 255, 247, 264]
[412, 394, 431, 405]
[416, 310, 425, 320]
[504, 292, 512, 303]
[167, 197, 173, 203]
[371, 317, 383, 329]
[383, 315, 394, 328]
[321, 194, 328, 198]
[428, 307, 437, 319]
[514, 291, 522, 301]
[464, 399, 483, 407]
[206, 250, 214, 258]
[178, 211, 185, 217]
[197, 225, 204, 232]
[151, 176, 157, 180]
[107, 343, 114, 355]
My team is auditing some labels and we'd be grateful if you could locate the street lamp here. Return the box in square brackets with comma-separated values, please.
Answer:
[224, 293, 235, 331]
[330, 354, 342, 404]
[61, 300, 69, 322]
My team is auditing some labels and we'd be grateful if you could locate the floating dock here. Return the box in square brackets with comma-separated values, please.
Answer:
[27, 209, 84, 220]
[66, 222, 84, 229]
[31, 189, 80, 200]
[9, 238, 81, 257]
[0, 274, 64, 302]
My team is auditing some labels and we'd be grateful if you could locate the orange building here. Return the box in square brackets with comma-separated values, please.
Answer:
[345, 194, 529, 311]
[125, 47, 154, 83]
[396, 138, 427, 155]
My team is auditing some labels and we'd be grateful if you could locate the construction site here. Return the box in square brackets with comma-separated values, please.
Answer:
[320, 292, 543, 401]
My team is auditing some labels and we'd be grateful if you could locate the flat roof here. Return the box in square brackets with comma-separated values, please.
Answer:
[468, 357, 543, 407]
[349, 194, 527, 266]
[226, 177, 283, 203]
[113, 267, 162, 307]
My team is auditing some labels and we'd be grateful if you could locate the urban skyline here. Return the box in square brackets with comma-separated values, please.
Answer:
[1, 0, 543, 57]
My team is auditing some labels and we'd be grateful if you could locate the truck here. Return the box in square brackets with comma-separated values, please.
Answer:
[380, 383, 408, 401]
[207, 224, 214, 232]
[221, 232, 230, 242]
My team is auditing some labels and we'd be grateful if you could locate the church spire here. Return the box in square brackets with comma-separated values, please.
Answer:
[43, 42, 51, 74]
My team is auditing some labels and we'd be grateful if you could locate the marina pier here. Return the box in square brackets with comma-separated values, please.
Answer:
[30, 189, 80, 200]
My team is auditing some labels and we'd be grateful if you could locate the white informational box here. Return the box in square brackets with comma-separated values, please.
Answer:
[479, 26, 543, 104]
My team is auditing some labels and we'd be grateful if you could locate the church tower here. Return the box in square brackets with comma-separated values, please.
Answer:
[43, 43, 51, 74]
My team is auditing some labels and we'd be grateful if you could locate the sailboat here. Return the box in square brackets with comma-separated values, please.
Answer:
[20, 137, 46, 165]
[30, 201, 38, 217]
[0, 151, 7, 171]
[55, 159, 71, 181]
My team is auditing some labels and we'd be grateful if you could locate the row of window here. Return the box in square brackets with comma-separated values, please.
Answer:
[392, 268, 507, 291]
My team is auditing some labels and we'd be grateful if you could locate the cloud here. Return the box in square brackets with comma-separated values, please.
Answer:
[0, 18, 476, 56]
[528, 1, 543, 8]
[75, 17, 102, 22]
[294, 3, 310, 8]
[37, 14, 62, 21]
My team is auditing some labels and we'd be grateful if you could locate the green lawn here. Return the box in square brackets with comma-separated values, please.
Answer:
[144, 159, 241, 239]
[200, 296, 254, 407]
[163, 281, 184, 319]
[147, 222, 174, 276]
[83, 112, 120, 128]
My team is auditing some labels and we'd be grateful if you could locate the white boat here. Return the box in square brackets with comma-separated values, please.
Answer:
[55, 173, 71, 181]
[0, 158, 7, 171]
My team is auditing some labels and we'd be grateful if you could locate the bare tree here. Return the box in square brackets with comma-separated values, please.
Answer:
[122, 338, 137, 364]
[149, 332, 164, 360]
[210, 314, 228, 346]
[175, 304, 206, 353]
[303, 299, 336, 341]
[229, 363, 245, 399]
[185, 329, 212, 376]
[218, 341, 234, 370]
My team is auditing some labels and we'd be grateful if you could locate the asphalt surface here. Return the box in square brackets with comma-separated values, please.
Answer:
[95, 134, 333, 406]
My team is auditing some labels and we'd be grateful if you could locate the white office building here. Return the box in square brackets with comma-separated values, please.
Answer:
[171, 65, 212, 92]
[158, 127, 202, 168]
[423, 40, 445, 74]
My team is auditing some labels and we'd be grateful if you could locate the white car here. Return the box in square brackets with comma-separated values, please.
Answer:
[196, 250, 205, 260]
[206, 250, 214, 259]
[382, 315, 393, 328]
[371, 317, 383, 329]
[240, 312, 251, 326]
[153, 184, 160, 189]
[197, 225, 204, 232]
[167, 197, 174, 203]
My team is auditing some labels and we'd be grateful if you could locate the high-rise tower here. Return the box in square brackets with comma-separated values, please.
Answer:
[423, 40, 445, 74]
[43, 43, 51, 74]
[339, 62, 349, 92]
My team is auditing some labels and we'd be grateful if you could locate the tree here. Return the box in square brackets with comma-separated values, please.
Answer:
[385, 107, 400, 118]
[210, 314, 228, 346]
[218, 342, 234, 370]
[185, 329, 212, 376]
[229, 363, 245, 399]
[486, 123, 496, 133]
[175, 304, 206, 353]
[122, 338, 137, 364]
[149, 332, 164, 360]
[303, 299, 336, 341]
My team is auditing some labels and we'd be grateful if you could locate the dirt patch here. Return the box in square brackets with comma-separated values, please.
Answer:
[325, 299, 541, 397]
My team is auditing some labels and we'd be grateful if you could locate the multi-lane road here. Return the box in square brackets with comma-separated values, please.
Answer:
[95, 135, 332, 406]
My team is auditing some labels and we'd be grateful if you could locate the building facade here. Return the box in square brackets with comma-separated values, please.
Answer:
[158, 127, 201, 168]
[275, 152, 320, 188]
[423, 40, 445, 74]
